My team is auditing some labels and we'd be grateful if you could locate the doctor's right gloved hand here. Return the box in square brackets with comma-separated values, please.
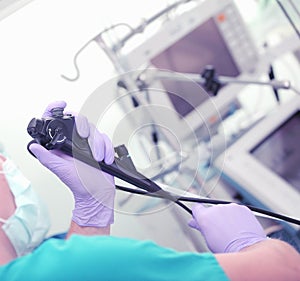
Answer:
[29, 101, 116, 228]
[188, 203, 268, 253]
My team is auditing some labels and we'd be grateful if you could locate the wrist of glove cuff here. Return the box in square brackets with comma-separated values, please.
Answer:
[72, 197, 114, 227]
[224, 234, 268, 253]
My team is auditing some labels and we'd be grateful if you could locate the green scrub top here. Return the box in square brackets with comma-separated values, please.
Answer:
[0, 235, 229, 281]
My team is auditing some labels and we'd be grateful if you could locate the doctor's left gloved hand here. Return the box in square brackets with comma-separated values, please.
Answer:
[29, 101, 116, 227]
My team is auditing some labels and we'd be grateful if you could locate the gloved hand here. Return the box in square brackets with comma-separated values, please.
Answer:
[29, 101, 116, 227]
[188, 203, 267, 253]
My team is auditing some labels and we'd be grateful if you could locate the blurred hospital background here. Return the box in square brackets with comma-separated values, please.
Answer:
[0, 0, 300, 252]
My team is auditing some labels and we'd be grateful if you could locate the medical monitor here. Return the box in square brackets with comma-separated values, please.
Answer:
[214, 96, 300, 230]
[119, 0, 260, 143]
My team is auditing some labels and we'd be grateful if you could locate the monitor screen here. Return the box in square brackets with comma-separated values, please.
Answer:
[251, 111, 300, 192]
[118, 0, 258, 142]
[150, 17, 240, 118]
[214, 96, 300, 228]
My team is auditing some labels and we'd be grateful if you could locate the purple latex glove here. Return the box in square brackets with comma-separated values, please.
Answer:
[188, 203, 267, 253]
[29, 101, 116, 227]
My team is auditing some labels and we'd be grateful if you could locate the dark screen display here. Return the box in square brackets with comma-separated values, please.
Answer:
[150, 17, 240, 117]
[251, 111, 300, 192]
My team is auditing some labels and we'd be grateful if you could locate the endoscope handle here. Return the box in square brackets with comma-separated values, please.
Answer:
[60, 139, 162, 193]
[27, 114, 163, 194]
[27, 137, 162, 194]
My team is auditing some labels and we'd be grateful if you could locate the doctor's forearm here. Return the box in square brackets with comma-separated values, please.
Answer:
[216, 239, 300, 281]
[66, 221, 110, 238]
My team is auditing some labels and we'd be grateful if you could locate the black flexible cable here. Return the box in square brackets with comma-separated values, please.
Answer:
[179, 197, 300, 226]
[116, 185, 300, 226]
[116, 185, 193, 214]
[174, 201, 193, 215]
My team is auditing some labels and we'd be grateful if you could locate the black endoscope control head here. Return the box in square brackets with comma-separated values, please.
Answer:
[27, 107, 76, 150]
